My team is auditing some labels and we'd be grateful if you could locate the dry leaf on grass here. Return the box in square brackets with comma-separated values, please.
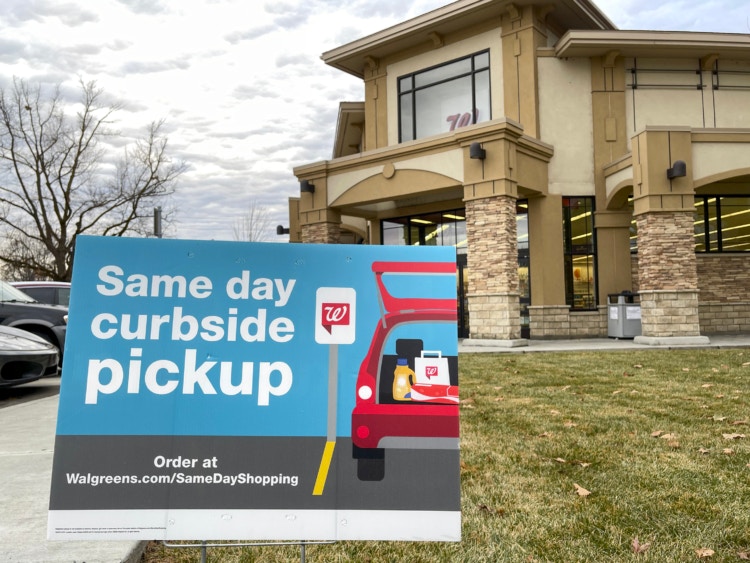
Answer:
[537, 432, 552, 438]
[737, 551, 750, 560]
[550, 409, 560, 415]
[563, 420, 577, 428]
[695, 547, 715, 558]
[701, 383, 713, 388]
[477, 503, 505, 516]
[660, 433, 677, 440]
[573, 483, 591, 497]
[712, 415, 727, 421]
[723, 433, 746, 440]
[732, 420, 749, 425]
[723, 448, 735, 455]
[631, 537, 651, 554]
[698, 447, 710, 454]
[554, 458, 566, 464]
[651, 430, 665, 437]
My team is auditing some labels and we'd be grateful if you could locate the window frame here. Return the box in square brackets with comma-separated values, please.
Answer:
[397, 50, 491, 143]
[562, 197, 598, 311]
[694, 195, 750, 253]
[380, 209, 467, 254]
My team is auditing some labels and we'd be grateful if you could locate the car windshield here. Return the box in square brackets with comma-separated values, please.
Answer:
[0, 281, 37, 303]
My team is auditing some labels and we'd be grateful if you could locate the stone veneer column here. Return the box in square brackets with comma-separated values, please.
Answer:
[301, 222, 341, 244]
[636, 212, 702, 338]
[465, 194, 522, 341]
[293, 172, 342, 245]
[631, 128, 708, 345]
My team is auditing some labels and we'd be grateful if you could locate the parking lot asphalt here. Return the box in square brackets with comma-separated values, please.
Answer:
[2, 334, 748, 562]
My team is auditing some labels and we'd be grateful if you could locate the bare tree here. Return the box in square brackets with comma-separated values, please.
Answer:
[232, 199, 273, 242]
[0, 77, 187, 281]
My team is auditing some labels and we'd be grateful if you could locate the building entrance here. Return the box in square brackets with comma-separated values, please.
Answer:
[381, 204, 530, 339]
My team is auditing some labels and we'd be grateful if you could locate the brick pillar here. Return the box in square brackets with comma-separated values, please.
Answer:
[301, 222, 341, 244]
[465, 194, 522, 341]
[636, 211, 702, 338]
[631, 128, 708, 345]
[293, 173, 342, 245]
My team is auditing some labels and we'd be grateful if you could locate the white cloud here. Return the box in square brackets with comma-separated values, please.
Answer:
[0, 0, 745, 242]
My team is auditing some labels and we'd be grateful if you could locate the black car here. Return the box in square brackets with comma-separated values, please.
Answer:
[0, 325, 59, 387]
[11, 281, 71, 307]
[0, 281, 67, 362]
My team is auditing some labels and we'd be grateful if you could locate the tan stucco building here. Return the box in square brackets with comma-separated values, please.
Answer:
[289, 0, 750, 345]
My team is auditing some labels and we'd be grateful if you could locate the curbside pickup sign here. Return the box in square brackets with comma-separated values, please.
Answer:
[48, 236, 460, 542]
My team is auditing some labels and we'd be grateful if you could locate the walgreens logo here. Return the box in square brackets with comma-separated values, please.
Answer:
[321, 303, 350, 333]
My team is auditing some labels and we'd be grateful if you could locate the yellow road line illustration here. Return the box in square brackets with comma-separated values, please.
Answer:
[312, 441, 336, 495]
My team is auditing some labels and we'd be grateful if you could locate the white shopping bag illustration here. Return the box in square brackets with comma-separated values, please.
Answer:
[414, 350, 450, 385]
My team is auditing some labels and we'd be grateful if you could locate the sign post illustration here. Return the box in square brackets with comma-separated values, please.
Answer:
[313, 287, 356, 495]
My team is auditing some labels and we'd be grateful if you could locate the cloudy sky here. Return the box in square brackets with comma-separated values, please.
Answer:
[0, 0, 747, 242]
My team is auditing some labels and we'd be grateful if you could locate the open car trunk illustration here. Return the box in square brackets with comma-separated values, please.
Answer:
[352, 261, 459, 481]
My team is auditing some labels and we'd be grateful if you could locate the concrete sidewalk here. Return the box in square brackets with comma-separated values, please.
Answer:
[0, 390, 146, 563]
[2, 334, 748, 562]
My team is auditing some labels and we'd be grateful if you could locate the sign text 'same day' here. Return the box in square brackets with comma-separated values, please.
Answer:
[86, 265, 297, 406]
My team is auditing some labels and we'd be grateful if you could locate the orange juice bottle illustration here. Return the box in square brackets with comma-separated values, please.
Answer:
[393, 358, 415, 401]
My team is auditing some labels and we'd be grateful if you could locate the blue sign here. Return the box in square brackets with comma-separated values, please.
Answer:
[48, 236, 460, 542]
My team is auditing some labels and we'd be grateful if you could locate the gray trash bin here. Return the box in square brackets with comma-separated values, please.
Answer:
[607, 292, 642, 339]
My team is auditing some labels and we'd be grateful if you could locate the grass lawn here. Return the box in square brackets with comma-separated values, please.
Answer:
[143, 348, 750, 562]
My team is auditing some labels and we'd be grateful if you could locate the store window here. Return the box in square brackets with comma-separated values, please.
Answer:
[381, 210, 468, 336]
[562, 197, 596, 310]
[694, 196, 750, 252]
[398, 51, 490, 142]
[628, 196, 638, 253]
[381, 210, 467, 253]
[517, 201, 530, 338]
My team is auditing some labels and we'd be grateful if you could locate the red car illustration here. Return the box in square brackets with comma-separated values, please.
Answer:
[352, 261, 459, 481]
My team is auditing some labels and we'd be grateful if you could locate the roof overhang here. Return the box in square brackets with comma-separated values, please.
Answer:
[556, 30, 750, 60]
[333, 102, 365, 159]
[323, 0, 616, 78]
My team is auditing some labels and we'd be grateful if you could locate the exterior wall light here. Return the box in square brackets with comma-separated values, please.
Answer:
[276, 225, 290, 235]
[667, 160, 687, 179]
[300, 180, 315, 193]
[469, 142, 486, 160]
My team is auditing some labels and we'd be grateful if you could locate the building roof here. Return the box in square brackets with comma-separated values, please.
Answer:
[556, 30, 750, 61]
[333, 102, 365, 159]
[323, 0, 617, 78]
